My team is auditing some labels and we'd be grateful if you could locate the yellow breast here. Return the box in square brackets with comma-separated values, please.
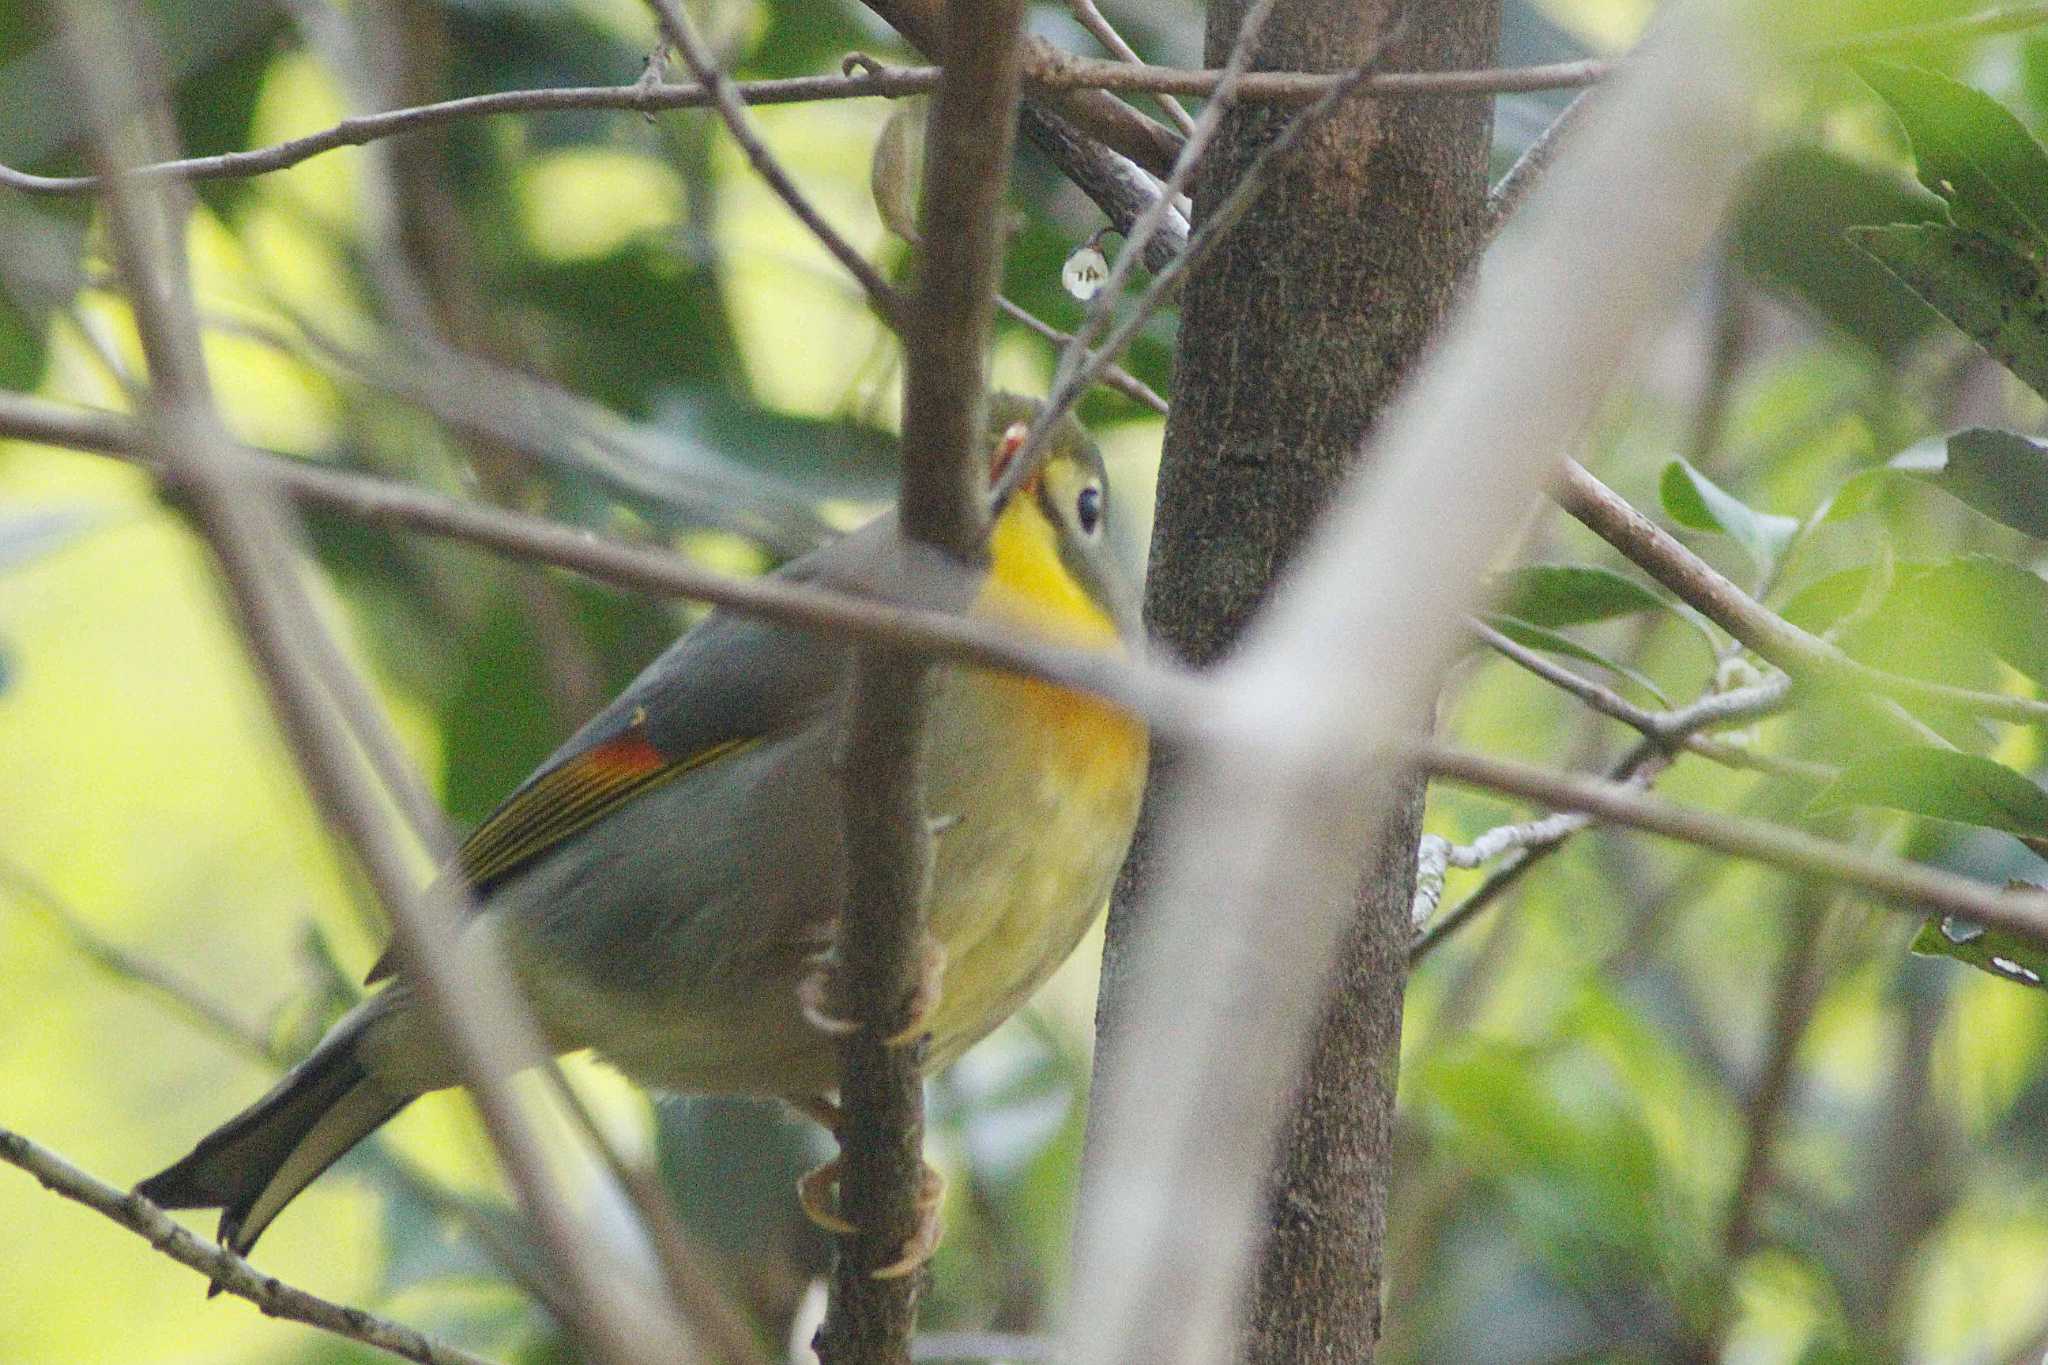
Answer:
[916, 495, 1148, 1067]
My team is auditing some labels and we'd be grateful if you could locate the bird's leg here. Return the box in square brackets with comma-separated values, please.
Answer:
[793, 1096, 856, 1233]
[797, 1155, 858, 1236]
[796, 936, 947, 1047]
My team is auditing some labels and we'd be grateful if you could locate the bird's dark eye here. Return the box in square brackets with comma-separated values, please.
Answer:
[1076, 483, 1103, 536]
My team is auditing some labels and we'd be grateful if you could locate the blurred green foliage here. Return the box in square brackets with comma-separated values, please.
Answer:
[7, 1, 2048, 1364]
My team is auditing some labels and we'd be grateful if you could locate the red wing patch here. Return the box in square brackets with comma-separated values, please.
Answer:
[365, 727, 753, 983]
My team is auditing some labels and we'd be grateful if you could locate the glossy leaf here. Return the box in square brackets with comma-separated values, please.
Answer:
[1490, 564, 1674, 628]
[1911, 910, 2048, 990]
[1811, 746, 2048, 839]
[1922, 429, 2048, 539]
[1659, 457, 1800, 577]
[1856, 62, 2048, 256]
[1849, 223, 2048, 401]
[1484, 615, 1671, 706]
[1730, 145, 1944, 358]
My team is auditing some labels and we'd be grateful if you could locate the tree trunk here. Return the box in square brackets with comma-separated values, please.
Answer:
[1092, 1, 1499, 1359]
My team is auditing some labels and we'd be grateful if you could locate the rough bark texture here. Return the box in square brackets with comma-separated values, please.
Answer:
[1093, 1, 1498, 1360]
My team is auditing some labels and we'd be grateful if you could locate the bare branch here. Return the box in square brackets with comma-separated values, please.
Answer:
[1470, 617, 1807, 762]
[995, 296, 1168, 413]
[1416, 742, 2048, 940]
[1066, 0, 1199, 135]
[0, 1127, 498, 1365]
[820, 0, 1030, 1355]
[0, 852, 271, 1059]
[6, 3, 2044, 199]
[861, 0, 1183, 178]
[0, 389, 1198, 733]
[0, 69, 938, 197]
[1485, 87, 1596, 234]
[997, 0, 1301, 506]
[1555, 458, 2048, 727]
[538, 1065, 769, 1365]
[1015, 104, 1188, 274]
[997, 15, 1405, 507]
[648, 2, 904, 327]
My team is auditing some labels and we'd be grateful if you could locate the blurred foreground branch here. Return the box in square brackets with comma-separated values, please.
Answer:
[1066, 8, 1771, 1361]
[54, 1, 688, 1357]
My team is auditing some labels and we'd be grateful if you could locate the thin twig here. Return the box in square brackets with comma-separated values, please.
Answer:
[1066, 0, 1199, 135]
[995, 296, 1168, 413]
[1485, 87, 1596, 234]
[1410, 734, 1676, 963]
[1016, 104, 1188, 274]
[1471, 617, 1810, 762]
[0, 1127, 498, 1365]
[537, 1065, 770, 1365]
[1408, 657, 1774, 961]
[649, 4, 904, 326]
[0, 852, 271, 1058]
[1695, 890, 1828, 1356]
[0, 69, 931, 196]
[998, 20, 1401, 506]
[859, 0, 1183, 177]
[6, 2, 2044, 200]
[1418, 742, 2048, 942]
[1050, 0, 1283, 386]
[0, 389, 1201, 735]
[1555, 459, 2048, 728]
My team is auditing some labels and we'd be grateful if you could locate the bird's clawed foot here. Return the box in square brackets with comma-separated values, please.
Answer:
[796, 1155, 946, 1279]
[797, 935, 947, 1047]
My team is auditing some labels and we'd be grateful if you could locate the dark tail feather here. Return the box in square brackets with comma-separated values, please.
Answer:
[136, 1003, 412, 1281]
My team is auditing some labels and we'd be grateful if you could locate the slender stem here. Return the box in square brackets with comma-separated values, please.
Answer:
[1555, 459, 2048, 727]
[0, 852, 271, 1058]
[648, 2, 904, 326]
[1067, 0, 1200, 134]
[996, 296, 1168, 413]
[7, 2, 2043, 199]
[1419, 742, 2048, 943]
[824, 0, 1033, 1356]
[0, 1127, 499, 1365]
[1016, 104, 1188, 274]
[997, 23, 1400, 507]
[0, 389, 1200, 734]
[1485, 87, 1596, 233]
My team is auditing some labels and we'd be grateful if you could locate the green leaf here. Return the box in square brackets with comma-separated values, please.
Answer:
[1659, 457, 1800, 577]
[1484, 615, 1671, 706]
[1894, 556, 2048, 691]
[1923, 429, 2048, 538]
[1811, 746, 2048, 838]
[1849, 223, 2048, 401]
[1731, 145, 1946, 359]
[1489, 564, 1673, 628]
[1856, 62, 2048, 257]
[1912, 910, 2048, 990]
